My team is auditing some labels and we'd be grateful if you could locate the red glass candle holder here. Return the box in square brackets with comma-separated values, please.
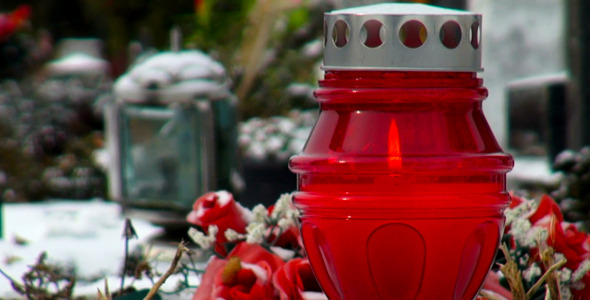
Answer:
[289, 4, 513, 300]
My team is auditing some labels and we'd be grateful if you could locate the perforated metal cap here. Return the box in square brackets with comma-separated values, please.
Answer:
[323, 3, 482, 71]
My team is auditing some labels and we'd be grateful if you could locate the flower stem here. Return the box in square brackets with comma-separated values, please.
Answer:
[525, 257, 567, 299]
[143, 241, 190, 300]
[499, 244, 527, 300]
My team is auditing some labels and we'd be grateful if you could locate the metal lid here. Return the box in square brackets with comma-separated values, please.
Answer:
[323, 3, 482, 71]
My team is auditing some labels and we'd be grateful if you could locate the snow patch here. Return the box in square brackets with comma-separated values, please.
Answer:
[0, 200, 171, 298]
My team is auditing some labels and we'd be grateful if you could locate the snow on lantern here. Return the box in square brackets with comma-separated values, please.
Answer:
[289, 4, 514, 299]
[105, 50, 239, 225]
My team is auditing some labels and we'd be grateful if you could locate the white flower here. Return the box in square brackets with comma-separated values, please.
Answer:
[518, 253, 530, 266]
[554, 253, 567, 264]
[188, 225, 218, 250]
[271, 193, 292, 219]
[559, 267, 572, 283]
[560, 284, 572, 300]
[572, 259, 590, 282]
[208, 225, 219, 236]
[224, 228, 245, 242]
[504, 198, 538, 226]
[265, 135, 286, 153]
[278, 218, 293, 230]
[523, 263, 542, 282]
[509, 218, 532, 246]
[275, 195, 300, 231]
[252, 204, 268, 223]
[286, 207, 300, 219]
[246, 222, 266, 244]
[520, 226, 548, 248]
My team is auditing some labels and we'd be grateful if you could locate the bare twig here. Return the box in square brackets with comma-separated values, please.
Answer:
[97, 278, 112, 300]
[0, 267, 25, 295]
[479, 289, 509, 300]
[14, 252, 77, 299]
[143, 241, 191, 300]
[499, 244, 526, 300]
[525, 257, 567, 299]
[538, 246, 563, 300]
[121, 218, 138, 292]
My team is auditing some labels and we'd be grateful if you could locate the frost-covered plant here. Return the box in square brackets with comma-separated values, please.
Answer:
[0, 252, 76, 299]
[186, 191, 326, 299]
[239, 109, 316, 161]
[187, 191, 302, 259]
[551, 147, 590, 229]
[482, 193, 590, 300]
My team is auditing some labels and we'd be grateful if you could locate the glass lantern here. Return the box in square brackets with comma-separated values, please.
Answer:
[105, 50, 239, 225]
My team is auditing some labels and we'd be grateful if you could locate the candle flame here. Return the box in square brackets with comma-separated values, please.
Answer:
[388, 120, 401, 168]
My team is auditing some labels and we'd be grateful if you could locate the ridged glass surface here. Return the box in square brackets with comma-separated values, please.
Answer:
[290, 71, 513, 300]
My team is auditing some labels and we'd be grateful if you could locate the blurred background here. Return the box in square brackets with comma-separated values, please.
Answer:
[1, 0, 589, 225]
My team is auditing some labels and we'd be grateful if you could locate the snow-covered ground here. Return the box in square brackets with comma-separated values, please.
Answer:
[0, 199, 200, 299]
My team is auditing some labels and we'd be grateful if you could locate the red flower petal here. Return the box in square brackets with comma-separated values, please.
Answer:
[187, 191, 251, 257]
[529, 194, 563, 224]
[481, 271, 513, 300]
[230, 243, 285, 273]
[192, 257, 226, 300]
[237, 268, 257, 287]
[508, 192, 524, 209]
[273, 258, 325, 300]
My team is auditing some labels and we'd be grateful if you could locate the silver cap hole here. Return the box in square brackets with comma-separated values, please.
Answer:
[470, 21, 480, 49]
[332, 20, 350, 48]
[399, 20, 427, 48]
[361, 20, 384, 48]
[440, 21, 461, 49]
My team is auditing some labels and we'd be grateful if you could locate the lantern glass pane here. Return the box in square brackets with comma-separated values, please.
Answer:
[120, 105, 201, 209]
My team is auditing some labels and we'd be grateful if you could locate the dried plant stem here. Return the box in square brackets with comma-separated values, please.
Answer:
[235, 0, 277, 101]
[143, 241, 190, 300]
[479, 289, 509, 300]
[525, 257, 567, 299]
[538, 246, 563, 300]
[0, 268, 25, 295]
[97, 279, 112, 300]
[235, 0, 301, 101]
[121, 218, 138, 292]
[499, 244, 527, 300]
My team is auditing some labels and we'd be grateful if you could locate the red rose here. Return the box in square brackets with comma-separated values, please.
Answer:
[266, 203, 303, 252]
[517, 194, 590, 298]
[508, 192, 525, 209]
[272, 258, 326, 300]
[187, 191, 252, 256]
[193, 243, 285, 300]
[266, 221, 301, 252]
[528, 194, 563, 224]
[528, 195, 588, 270]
